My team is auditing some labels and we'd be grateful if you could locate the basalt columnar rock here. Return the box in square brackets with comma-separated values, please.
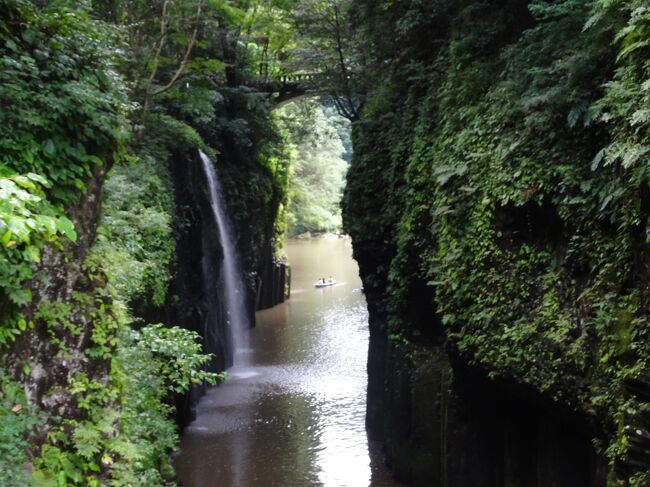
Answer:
[343, 0, 650, 485]
[169, 89, 288, 423]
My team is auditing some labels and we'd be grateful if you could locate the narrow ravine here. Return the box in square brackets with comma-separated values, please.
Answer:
[173, 237, 400, 487]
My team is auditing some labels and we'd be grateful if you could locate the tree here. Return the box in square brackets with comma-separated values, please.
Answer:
[276, 100, 350, 235]
[290, 0, 363, 120]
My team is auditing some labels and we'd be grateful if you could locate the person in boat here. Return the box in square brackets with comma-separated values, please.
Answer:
[320, 277, 325, 284]
[328, 276, 333, 283]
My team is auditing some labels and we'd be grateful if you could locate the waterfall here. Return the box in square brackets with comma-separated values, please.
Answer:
[199, 150, 250, 367]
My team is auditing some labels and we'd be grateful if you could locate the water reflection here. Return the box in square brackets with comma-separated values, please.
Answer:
[174, 237, 399, 486]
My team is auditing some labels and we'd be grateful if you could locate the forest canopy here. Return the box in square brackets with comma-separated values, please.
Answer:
[277, 100, 351, 236]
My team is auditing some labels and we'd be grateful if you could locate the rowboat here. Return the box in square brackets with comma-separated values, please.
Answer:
[314, 280, 336, 288]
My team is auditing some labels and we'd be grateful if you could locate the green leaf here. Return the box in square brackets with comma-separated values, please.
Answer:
[1, 230, 12, 245]
[8, 288, 32, 306]
[26, 173, 49, 186]
[21, 30, 36, 45]
[13, 176, 36, 191]
[56, 217, 77, 242]
[35, 215, 57, 235]
[591, 148, 606, 171]
[73, 423, 102, 459]
[86, 155, 103, 166]
[43, 139, 56, 157]
[24, 245, 40, 262]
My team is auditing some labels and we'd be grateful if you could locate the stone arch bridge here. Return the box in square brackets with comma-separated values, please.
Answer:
[248, 72, 331, 106]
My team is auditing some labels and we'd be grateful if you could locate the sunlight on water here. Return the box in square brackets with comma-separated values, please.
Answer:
[174, 237, 399, 487]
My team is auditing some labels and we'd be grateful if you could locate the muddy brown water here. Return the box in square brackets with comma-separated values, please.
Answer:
[173, 237, 401, 487]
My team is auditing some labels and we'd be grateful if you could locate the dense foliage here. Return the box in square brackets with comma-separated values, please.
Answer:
[0, 173, 76, 340]
[276, 101, 350, 236]
[344, 0, 650, 484]
[0, 0, 294, 484]
[0, 0, 353, 482]
[0, 0, 127, 341]
[94, 155, 175, 311]
[0, 370, 43, 484]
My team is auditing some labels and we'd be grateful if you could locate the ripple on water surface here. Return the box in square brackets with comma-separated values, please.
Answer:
[174, 238, 401, 487]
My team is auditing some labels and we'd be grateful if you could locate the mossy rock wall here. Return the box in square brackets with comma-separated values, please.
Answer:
[344, 0, 650, 484]
[169, 89, 287, 423]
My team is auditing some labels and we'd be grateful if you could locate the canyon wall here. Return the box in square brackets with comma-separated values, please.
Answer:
[343, 1, 650, 484]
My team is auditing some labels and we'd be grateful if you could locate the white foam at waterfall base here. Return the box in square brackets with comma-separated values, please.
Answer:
[199, 150, 250, 367]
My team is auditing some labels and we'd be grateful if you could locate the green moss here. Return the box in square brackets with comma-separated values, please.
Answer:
[345, 0, 650, 480]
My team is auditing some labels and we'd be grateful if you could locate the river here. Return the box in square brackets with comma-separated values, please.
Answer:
[174, 236, 400, 486]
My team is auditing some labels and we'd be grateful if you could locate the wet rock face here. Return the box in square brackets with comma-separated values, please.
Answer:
[169, 152, 230, 374]
[447, 362, 608, 487]
[169, 153, 230, 425]
[357, 270, 607, 487]
[169, 150, 285, 352]
[169, 147, 284, 424]
[343, 124, 607, 486]
[256, 257, 289, 311]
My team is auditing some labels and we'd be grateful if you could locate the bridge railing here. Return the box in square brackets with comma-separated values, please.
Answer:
[276, 73, 324, 83]
[248, 72, 329, 87]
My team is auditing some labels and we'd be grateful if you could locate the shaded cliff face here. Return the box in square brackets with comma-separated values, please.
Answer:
[170, 152, 231, 373]
[343, 0, 649, 484]
[198, 88, 287, 318]
[7, 163, 117, 423]
[0, 1, 130, 462]
[169, 89, 287, 422]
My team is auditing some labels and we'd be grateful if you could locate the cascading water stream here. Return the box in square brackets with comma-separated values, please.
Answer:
[199, 150, 250, 367]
